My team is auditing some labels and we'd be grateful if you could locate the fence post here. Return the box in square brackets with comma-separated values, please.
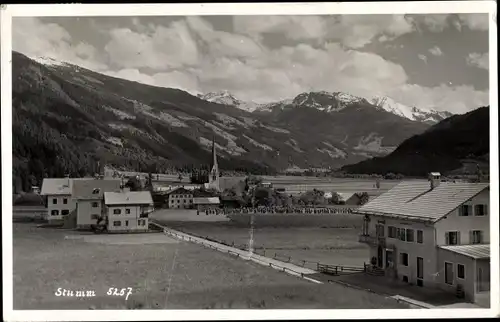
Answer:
[302, 260, 306, 267]
[335, 266, 338, 275]
[316, 262, 319, 271]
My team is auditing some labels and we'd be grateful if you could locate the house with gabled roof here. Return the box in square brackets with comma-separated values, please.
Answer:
[40, 177, 88, 222]
[72, 179, 122, 229]
[356, 172, 490, 306]
[165, 187, 194, 209]
[104, 191, 154, 232]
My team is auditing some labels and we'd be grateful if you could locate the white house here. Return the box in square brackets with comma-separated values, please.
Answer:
[356, 172, 490, 306]
[72, 179, 122, 229]
[103, 191, 154, 232]
[166, 187, 194, 209]
[40, 177, 80, 222]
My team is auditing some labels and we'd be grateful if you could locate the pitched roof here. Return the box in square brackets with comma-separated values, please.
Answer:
[104, 191, 153, 206]
[337, 192, 357, 201]
[356, 181, 489, 222]
[193, 197, 220, 205]
[165, 187, 193, 195]
[40, 178, 90, 195]
[439, 244, 490, 259]
[72, 179, 122, 200]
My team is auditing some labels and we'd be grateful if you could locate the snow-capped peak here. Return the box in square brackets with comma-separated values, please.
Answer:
[31, 56, 69, 68]
[371, 96, 453, 124]
[292, 91, 364, 112]
[198, 91, 259, 112]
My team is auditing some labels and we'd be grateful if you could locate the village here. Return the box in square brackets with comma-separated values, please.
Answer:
[12, 138, 491, 309]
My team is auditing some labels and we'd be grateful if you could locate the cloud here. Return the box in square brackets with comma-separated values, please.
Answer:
[233, 15, 415, 49]
[428, 46, 443, 56]
[12, 16, 489, 114]
[12, 17, 107, 71]
[415, 14, 450, 32]
[466, 52, 489, 70]
[104, 20, 199, 70]
[418, 54, 428, 63]
[232, 16, 328, 42]
[457, 13, 489, 31]
[387, 83, 489, 114]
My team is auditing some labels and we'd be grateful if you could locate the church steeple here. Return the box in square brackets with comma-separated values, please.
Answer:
[209, 136, 220, 191]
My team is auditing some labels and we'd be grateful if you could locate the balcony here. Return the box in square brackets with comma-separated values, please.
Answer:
[359, 234, 386, 247]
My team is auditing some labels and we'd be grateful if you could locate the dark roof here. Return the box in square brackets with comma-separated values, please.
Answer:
[166, 187, 193, 195]
[13, 193, 45, 206]
[72, 179, 122, 200]
[357, 181, 489, 222]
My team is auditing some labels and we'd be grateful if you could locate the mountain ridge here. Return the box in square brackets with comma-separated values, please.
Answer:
[341, 106, 490, 176]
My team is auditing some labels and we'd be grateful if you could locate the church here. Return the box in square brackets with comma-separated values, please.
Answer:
[204, 137, 220, 192]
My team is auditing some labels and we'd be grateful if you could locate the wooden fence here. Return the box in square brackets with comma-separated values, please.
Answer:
[317, 263, 366, 276]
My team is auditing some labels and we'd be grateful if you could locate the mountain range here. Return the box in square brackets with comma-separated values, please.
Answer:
[12, 51, 470, 190]
[341, 106, 490, 176]
[198, 90, 453, 125]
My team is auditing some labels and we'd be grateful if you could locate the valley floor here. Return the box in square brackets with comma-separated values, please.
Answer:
[12, 222, 406, 310]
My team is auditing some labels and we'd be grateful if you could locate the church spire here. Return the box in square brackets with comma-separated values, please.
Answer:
[209, 135, 220, 191]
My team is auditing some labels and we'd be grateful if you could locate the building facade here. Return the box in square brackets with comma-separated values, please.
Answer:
[167, 188, 194, 209]
[104, 191, 154, 232]
[72, 179, 122, 229]
[357, 173, 490, 305]
[41, 178, 79, 222]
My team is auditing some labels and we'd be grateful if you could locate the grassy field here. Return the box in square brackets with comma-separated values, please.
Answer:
[153, 211, 369, 269]
[13, 222, 406, 310]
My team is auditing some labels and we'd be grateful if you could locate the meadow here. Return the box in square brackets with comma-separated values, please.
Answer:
[12, 222, 406, 310]
[152, 210, 369, 269]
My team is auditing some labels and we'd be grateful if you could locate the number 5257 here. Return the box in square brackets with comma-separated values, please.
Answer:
[107, 287, 133, 300]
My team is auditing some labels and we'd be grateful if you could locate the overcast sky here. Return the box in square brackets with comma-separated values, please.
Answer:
[12, 14, 489, 113]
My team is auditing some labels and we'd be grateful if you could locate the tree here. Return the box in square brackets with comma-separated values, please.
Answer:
[356, 192, 370, 205]
[125, 176, 143, 191]
[178, 173, 183, 182]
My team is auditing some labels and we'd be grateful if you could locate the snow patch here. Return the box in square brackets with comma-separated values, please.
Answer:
[103, 106, 136, 120]
[199, 137, 246, 156]
[243, 134, 274, 151]
[260, 124, 290, 134]
[106, 137, 123, 147]
[285, 140, 303, 153]
[353, 133, 388, 154]
[213, 112, 250, 129]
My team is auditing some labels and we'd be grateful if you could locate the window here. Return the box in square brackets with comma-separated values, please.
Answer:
[406, 229, 415, 242]
[417, 230, 424, 244]
[91, 202, 99, 208]
[400, 253, 409, 266]
[177, 200, 180, 203]
[113, 221, 121, 227]
[125, 220, 129, 226]
[138, 219, 145, 226]
[445, 262, 454, 285]
[388, 226, 396, 238]
[445, 231, 460, 245]
[63, 198, 68, 204]
[92, 188, 100, 194]
[399, 228, 407, 242]
[475, 205, 487, 216]
[52, 198, 58, 205]
[113, 209, 122, 215]
[457, 264, 465, 279]
[51, 210, 59, 216]
[61, 210, 69, 216]
[376, 224, 385, 237]
[471, 230, 483, 244]
[459, 205, 471, 216]
[125, 209, 131, 214]
[91, 214, 100, 220]
[183, 199, 186, 203]
[190, 199, 193, 203]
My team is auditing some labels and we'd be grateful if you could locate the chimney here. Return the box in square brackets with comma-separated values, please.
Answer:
[429, 172, 441, 189]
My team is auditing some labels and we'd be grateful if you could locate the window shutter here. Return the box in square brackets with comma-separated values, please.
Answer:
[445, 232, 450, 245]
[484, 205, 488, 216]
[457, 231, 461, 245]
[469, 230, 474, 244]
